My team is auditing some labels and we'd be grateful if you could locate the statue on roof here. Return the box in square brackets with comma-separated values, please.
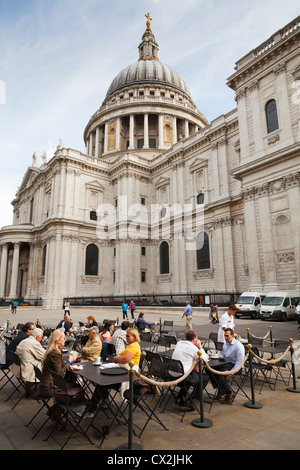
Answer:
[145, 12, 152, 30]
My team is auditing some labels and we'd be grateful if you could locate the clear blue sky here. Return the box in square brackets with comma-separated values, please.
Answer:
[0, 0, 299, 227]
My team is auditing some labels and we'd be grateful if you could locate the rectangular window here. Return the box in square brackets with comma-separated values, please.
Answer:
[138, 139, 144, 148]
[149, 139, 156, 148]
[141, 246, 146, 256]
[141, 271, 146, 282]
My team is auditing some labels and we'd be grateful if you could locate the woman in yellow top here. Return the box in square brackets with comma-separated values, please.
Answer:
[113, 328, 141, 367]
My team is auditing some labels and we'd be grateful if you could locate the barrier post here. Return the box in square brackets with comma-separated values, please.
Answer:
[244, 344, 263, 409]
[117, 366, 143, 450]
[192, 352, 213, 428]
[269, 326, 273, 344]
[287, 338, 300, 393]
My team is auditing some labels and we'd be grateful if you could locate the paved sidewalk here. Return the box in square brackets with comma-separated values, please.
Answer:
[1, 306, 299, 451]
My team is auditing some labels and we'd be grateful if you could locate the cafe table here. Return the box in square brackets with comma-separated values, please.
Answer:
[72, 361, 130, 445]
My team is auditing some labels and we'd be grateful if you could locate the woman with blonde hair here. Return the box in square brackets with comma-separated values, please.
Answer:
[38, 328, 77, 397]
[113, 328, 141, 367]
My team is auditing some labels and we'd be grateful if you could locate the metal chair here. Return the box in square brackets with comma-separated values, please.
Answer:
[160, 320, 174, 335]
[25, 365, 54, 439]
[123, 361, 169, 438]
[7, 351, 29, 410]
[44, 370, 94, 450]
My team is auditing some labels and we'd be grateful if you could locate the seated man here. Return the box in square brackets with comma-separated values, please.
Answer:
[56, 313, 74, 334]
[6, 322, 35, 367]
[166, 330, 209, 407]
[81, 326, 102, 362]
[10, 328, 45, 394]
[136, 312, 156, 333]
[206, 327, 245, 404]
[111, 321, 129, 355]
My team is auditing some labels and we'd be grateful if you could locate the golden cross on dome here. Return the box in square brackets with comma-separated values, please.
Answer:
[145, 12, 152, 30]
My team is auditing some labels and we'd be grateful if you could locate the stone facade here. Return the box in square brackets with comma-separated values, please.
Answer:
[0, 16, 299, 308]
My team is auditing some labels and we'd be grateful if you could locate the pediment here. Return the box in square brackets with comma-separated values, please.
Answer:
[155, 176, 170, 188]
[17, 167, 41, 195]
[189, 156, 208, 172]
[86, 180, 105, 192]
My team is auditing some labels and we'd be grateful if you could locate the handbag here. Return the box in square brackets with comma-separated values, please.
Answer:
[133, 379, 157, 395]
[54, 383, 85, 405]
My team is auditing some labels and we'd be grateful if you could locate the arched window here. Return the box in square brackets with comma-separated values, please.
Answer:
[196, 232, 210, 270]
[160, 241, 169, 274]
[197, 193, 204, 204]
[42, 245, 47, 276]
[266, 99, 279, 134]
[85, 244, 99, 276]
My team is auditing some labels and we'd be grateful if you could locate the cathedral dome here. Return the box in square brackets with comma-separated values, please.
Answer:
[105, 60, 191, 99]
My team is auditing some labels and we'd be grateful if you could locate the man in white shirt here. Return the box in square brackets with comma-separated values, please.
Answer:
[218, 304, 238, 343]
[167, 331, 209, 407]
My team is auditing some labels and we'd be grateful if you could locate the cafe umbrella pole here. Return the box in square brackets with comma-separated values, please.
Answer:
[192, 352, 213, 428]
[117, 364, 143, 450]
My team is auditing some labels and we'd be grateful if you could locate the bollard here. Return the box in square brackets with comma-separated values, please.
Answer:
[269, 326, 273, 344]
[117, 366, 142, 450]
[287, 339, 300, 393]
[192, 353, 213, 428]
[244, 344, 263, 409]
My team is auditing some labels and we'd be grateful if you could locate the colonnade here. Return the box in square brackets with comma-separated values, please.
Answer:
[0, 242, 21, 299]
[86, 113, 200, 157]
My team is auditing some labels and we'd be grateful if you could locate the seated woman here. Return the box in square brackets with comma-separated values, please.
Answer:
[38, 328, 83, 425]
[86, 315, 98, 328]
[136, 313, 156, 333]
[87, 329, 141, 417]
[99, 320, 114, 342]
[38, 328, 78, 398]
[113, 328, 141, 368]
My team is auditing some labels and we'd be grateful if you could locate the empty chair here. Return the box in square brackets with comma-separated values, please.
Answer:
[160, 320, 174, 335]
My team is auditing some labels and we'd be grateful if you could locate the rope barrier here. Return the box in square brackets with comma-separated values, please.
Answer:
[247, 326, 272, 341]
[249, 341, 292, 365]
[126, 337, 294, 392]
[133, 360, 198, 389]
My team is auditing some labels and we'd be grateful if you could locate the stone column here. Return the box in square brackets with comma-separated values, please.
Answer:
[0, 243, 8, 298]
[95, 127, 100, 157]
[104, 122, 108, 153]
[9, 242, 20, 298]
[185, 120, 189, 139]
[236, 87, 250, 160]
[143, 113, 149, 149]
[116, 118, 121, 151]
[89, 133, 93, 156]
[158, 114, 164, 148]
[258, 194, 278, 290]
[249, 81, 263, 155]
[173, 116, 177, 145]
[243, 194, 263, 290]
[274, 63, 293, 143]
[128, 115, 134, 149]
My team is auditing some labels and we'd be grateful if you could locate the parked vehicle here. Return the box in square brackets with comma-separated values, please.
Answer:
[259, 291, 300, 322]
[235, 292, 266, 319]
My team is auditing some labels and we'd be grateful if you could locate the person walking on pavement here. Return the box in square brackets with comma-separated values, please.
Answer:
[182, 300, 193, 331]
[122, 299, 129, 320]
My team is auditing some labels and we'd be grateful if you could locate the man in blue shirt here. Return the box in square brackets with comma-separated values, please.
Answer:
[207, 327, 245, 404]
[182, 301, 193, 331]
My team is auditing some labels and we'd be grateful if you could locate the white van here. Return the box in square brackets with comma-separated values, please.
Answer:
[235, 292, 266, 319]
[259, 291, 300, 321]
